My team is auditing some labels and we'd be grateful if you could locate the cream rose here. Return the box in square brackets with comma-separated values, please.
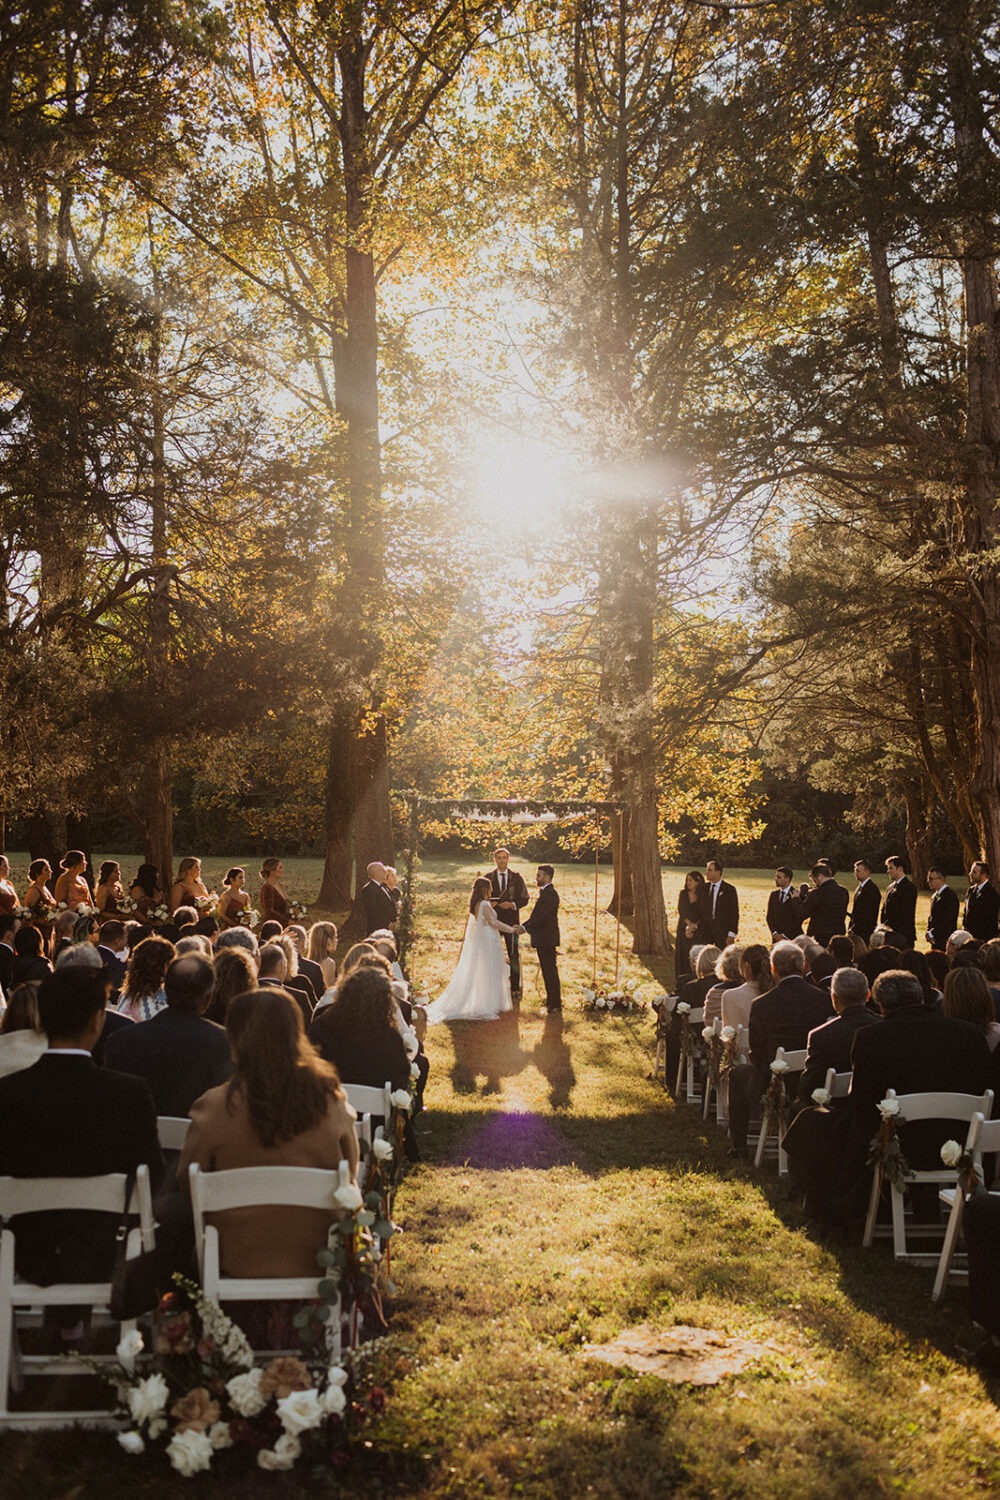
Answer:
[276, 1387, 325, 1436]
[127, 1372, 170, 1427]
[116, 1329, 144, 1363]
[333, 1181, 364, 1212]
[390, 1088, 412, 1111]
[225, 1368, 267, 1417]
[166, 1427, 214, 1476]
[372, 1137, 394, 1162]
[940, 1139, 963, 1168]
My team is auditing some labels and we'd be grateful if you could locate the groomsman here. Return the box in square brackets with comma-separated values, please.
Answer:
[798, 864, 850, 945]
[703, 859, 739, 947]
[880, 855, 917, 947]
[487, 847, 529, 1000]
[963, 861, 1000, 942]
[926, 867, 960, 950]
[766, 867, 802, 940]
[849, 859, 880, 944]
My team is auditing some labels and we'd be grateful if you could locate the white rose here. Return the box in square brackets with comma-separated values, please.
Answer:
[770, 1059, 788, 1074]
[127, 1372, 170, 1427]
[116, 1329, 144, 1362]
[258, 1433, 302, 1470]
[326, 1365, 348, 1388]
[372, 1137, 393, 1162]
[148, 1417, 167, 1440]
[334, 1181, 364, 1212]
[225, 1368, 267, 1418]
[811, 1088, 831, 1107]
[720, 1026, 736, 1041]
[410, 1062, 420, 1079]
[208, 1421, 233, 1450]
[390, 1089, 412, 1112]
[878, 1097, 900, 1118]
[277, 1387, 325, 1436]
[322, 1382, 347, 1417]
[167, 1427, 214, 1477]
[940, 1139, 963, 1168]
[117, 1430, 145, 1455]
[596, 995, 606, 1008]
[676, 1002, 691, 1014]
[701, 1026, 715, 1042]
[583, 988, 595, 1002]
[401, 1026, 419, 1058]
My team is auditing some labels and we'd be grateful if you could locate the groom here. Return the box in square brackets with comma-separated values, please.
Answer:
[520, 865, 561, 1012]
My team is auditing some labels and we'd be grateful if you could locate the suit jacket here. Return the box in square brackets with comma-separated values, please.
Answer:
[360, 880, 397, 935]
[0, 1052, 163, 1283]
[766, 888, 802, 940]
[523, 884, 560, 949]
[849, 1006, 993, 1166]
[926, 884, 960, 949]
[297, 956, 326, 1003]
[487, 867, 529, 923]
[799, 1006, 881, 1099]
[704, 880, 740, 947]
[747, 975, 833, 1071]
[259, 977, 313, 1027]
[105, 1007, 233, 1118]
[798, 880, 850, 944]
[98, 944, 127, 989]
[880, 876, 917, 945]
[849, 881, 881, 943]
[0, 941, 14, 995]
[964, 882, 1000, 943]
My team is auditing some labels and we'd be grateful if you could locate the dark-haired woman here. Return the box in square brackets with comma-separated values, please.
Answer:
[179, 988, 359, 1278]
[116, 934, 175, 1022]
[675, 871, 707, 982]
[425, 876, 520, 1024]
[259, 858, 290, 928]
[218, 867, 251, 929]
[53, 851, 91, 911]
[10, 927, 52, 987]
[23, 859, 55, 952]
[129, 864, 163, 923]
[94, 861, 125, 922]
[310, 965, 411, 1093]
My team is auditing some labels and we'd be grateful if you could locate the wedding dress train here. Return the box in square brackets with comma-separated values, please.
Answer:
[426, 899, 519, 1023]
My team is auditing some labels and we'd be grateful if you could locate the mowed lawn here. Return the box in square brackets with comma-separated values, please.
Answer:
[1, 857, 996, 1499]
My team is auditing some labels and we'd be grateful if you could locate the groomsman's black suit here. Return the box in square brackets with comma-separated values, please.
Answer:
[766, 887, 802, 940]
[487, 866, 530, 997]
[880, 876, 917, 946]
[964, 881, 1000, 943]
[798, 879, 850, 945]
[926, 884, 960, 949]
[0, 1051, 163, 1284]
[522, 882, 561, 1011]
[361, 879, 397, 936]
[703, 880, 740, 947]
[849, 880, 881, 944]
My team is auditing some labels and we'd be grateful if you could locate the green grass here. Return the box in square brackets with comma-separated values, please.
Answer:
[1, 856, 996, 1498]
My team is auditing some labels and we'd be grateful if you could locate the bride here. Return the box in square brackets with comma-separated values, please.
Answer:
[426, 877, 522, 1023]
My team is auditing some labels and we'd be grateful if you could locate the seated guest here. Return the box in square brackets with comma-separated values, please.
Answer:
[206, 946, 258, 1025]
[52, 908, 79, 956]
[727, 942, 833, 1158]
[175, 934, 213, 957]
[258, 942, 312, 1026]
[97, 920, 128, 991]
[194, 916, 220, 946]
[0, 968, 163, 1326]
[117, 934, 176, 1022]
[179, 988, 358, 1278]
[307, 921, 339, 993]
[54, 942, 135, 1063]
[314, 941, 379, 1014]
[941, 966, 1000, 1054]
[677, 945, 723, 1009]
[704, 945, 744, 1024]
[898, 948, 940, 1007]
[926, 947, 949, 994]
[0, 912, 17, 994]
[721, 943, 773, 1033]
[171, 905, 198, 932]
[10, 925, 52, 987]
[309, 965, 411, 1095]
[215, 926, 259, 965]
[0, 983, 47, 1078]
[276, 934, 317, 1009]
[827, 935, 855, 970]
[946, 929, 977, 961]
[978, 939, 1000, 1018]
[793, 934, 825, 979]
[106, 954, 234, 1117]
[73, 913, 101, 947]
[259, 919, 283, 943]
[859, 945, 903, 988]
[285, 924, 325, 1004]
[797, 967, 879, 1101]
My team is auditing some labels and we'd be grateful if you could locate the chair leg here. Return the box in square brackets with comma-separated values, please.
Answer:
[674, 1048, 685, 1098]
[753, 1110, 770, 1168]
[702, 1074, 714, 1121]
[891, 1181, 908, 1259]
[932, 1193, 965, 1302]
[716, 1078, 729, 1127]
[863, 1166, 882, 1247]
[0, 1242, 12, 1416]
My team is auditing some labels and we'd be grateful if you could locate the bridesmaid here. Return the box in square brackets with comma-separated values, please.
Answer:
[259, 857, 291, 927]
[94, 860, 125, 921]
[53, 850, 92, 910]
[218, 867, 251, 928]
[129, 863, 163, 922]
[0, 856, 18, 915]
[23, 858, 56, 953]
[675, 870, 707, 983]
[170, 856, 211, 913]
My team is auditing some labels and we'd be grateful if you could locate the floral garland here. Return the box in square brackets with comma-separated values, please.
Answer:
[940, 1138, 983, 1198]
[866, 1096, 913, 1190]
[704, 1025, 739, 1089]
[675, 1002, 698, 1059]
[581, 976, 648, 1016]
[761, 1057, 790, 1137]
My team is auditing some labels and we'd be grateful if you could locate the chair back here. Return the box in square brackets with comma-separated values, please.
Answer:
[341, 1081, 393, 1121]
[889, 1089, 994, 1126]
[774, 1046, 807, 1072]
[822, 1068, 852, 1100]
[157, 1116, 190, 1151]
[0, 1166, 153, 1240]
[966, 1110, 1000, 1157]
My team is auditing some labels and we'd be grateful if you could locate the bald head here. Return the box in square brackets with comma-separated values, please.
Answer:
[164, 954, 215, 1013]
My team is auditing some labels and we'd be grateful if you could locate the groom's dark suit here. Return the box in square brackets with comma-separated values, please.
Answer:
[487, 866, 530, 998]
[523, 882, 561, 1011]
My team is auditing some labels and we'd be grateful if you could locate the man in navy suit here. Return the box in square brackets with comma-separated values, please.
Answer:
[521, 865, 561, 1012]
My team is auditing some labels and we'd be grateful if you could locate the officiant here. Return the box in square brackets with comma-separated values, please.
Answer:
[487, 847, 530, 1001]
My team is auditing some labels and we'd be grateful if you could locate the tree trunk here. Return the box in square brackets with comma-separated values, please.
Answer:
[607, 806, 633, 917]
[627, 777, 670, 956]
[317, 701, 357, 912]
[26, 808, 57, 868]
[142, 268, 174, 889]
[353, 713, 394, 877]
[901, 775, 934, 891]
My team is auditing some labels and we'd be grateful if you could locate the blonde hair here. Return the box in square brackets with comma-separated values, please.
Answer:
[260, 857, 281, 882]
[177, 856, 200, 880]
[308, 920, 338, 961]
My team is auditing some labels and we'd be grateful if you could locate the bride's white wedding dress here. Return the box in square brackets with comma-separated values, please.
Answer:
[426, 899, 520, 1023]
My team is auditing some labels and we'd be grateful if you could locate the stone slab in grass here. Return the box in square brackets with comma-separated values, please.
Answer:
[584, 1323, 770, 1385]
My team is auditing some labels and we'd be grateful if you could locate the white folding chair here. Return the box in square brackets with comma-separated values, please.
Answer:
[0, 1167, 155, 1428]
[156, 1116, 190, 1152]
[862, 1088, 994, 1255]
[674, 1007, 704, 1103]
[714, 1024, 749, 1127]
[753, 1047, 807, 1173]
[821, 1068, 852, 1101]
[189, 1161, 351, 1360]
[932, 1112, 1000, 1301]
[653, 996, 677, 1086]
[341, 1081, 393, 1131]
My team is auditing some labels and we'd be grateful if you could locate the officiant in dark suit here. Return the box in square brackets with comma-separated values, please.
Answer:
[848, 860, 880, 944]
[487, 847, 530, 1001]
[880, 855, 917, 946]
[521, 865, 561, 1012]
[926, 867, 960, 949]
[766, 867, 802, 940]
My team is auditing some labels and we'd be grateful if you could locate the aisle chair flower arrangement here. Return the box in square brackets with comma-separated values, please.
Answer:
[760, 1056, 792, 1139]
[866, 1094, 913, 1190]
[581, 975, 648, 1016]
[704, 1024, 741, 1095]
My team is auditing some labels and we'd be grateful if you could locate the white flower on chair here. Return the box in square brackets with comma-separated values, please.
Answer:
[940, 1139, 963, 1168]
[769, 1059, 788, 1074]
[676, 1002, 691, 1015]
[334, 1181, 364, 1212]
[116, 1329, 144, 1362]
[117, 1430, 145, 1455]
[811, 1088, 831, 1107]
[877, 1096, 900, 1119]
[225, 1368, 267, 1417]
[701, 1026, 715, 1042]
[373, 1137, 394, 1162]
[390, 1089, 412, 1112]
[720, 1026, 736, 1042]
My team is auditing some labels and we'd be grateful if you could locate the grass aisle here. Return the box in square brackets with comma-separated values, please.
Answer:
[2, 858, 998, 1497]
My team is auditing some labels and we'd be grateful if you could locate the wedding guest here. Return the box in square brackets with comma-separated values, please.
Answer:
[259, 857, 291, 927]
[170, 857, 210, 914]
[307, 920, 339, 992]
[52, 908, 78, 958]
[849, 860, 880, 944]
[0, 913, 17, 994]
[194, 915, 220, 946]
[205, 945, 258, 1024]
[285, 924, 325, 1002]
[116, 934, 175, 1022]
[704, 945, 745, 1024]
[10, 926, 52, 987]
[898, 949, 939, 1007]
[309, 965, 411, 1095]
[129, 863, 163, 921]
[172, 904, 198, 933]
[703, 859, 739, 948]
[797, 967, 879, 1101]
[946, 929, 976, 961]
[179, 987, 359, 1278]
[676, 871, 707, 976]
[942, 967, 1000, 1053]
[257, 943, 311, 1026]
[259, 919, 282, 942]
[926, 867, 960, 950]
[218, 867, 251, 929]
[106, 955, 233, 1117]
[798, 864, 850, 946]
[715, 944, 766, 1029]
[175, 935, 213, 957]
[964, 861, 1000, 943]
[979, 940, 1000, 1018]
[73, 913, 100, 947]
[97, 920, 128, 991]
[880, 856, 918, 947]
[766, 867, 802, 942]
[0, 856, 18, 915]
[276, 933, 318, 1010]
[94, 861, 124, 920]
[53, 851, 92, 911]
[0, 984, 47, 1079]
[215, 926, 259, 964]
[384, 866, 403, 913]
